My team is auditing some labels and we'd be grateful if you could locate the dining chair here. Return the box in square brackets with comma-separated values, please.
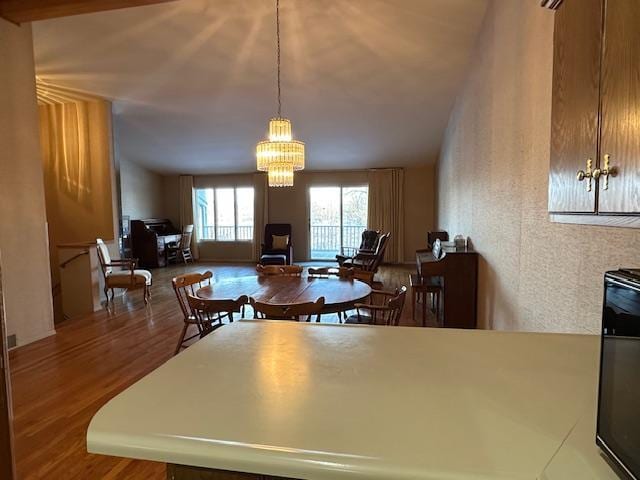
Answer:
[307, 267, 374, 323]
[167, 224, 194, 264]
[256, 264, 303, 276]
[187, 293, 248, 332]
[345, 286, 407, 326]
[172, 271, 214, 355]
[250, 297, 325, 322]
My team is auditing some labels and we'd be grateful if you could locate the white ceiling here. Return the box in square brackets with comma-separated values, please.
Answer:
[32, 0, 488, 175]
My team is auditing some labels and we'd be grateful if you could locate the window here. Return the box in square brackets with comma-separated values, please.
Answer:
[309, 185, 368, 259]
[195, 187, 254, 241]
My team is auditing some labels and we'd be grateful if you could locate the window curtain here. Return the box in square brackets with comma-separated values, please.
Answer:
[179, 175, 199, 260]
[253, 173, 269, 262]
[367, 168, 404, 263]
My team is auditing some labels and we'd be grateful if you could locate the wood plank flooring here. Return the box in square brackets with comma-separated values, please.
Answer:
[9, 262, 430, 479]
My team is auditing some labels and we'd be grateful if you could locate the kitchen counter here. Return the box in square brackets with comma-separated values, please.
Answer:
[87, 321, 622, 479]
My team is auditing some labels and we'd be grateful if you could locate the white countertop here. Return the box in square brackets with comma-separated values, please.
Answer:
[87, 321, 621, 479]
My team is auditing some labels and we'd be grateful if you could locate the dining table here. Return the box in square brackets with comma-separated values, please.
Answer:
[196, 274, 372, 315]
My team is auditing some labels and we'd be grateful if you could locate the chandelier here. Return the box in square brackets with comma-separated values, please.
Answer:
[256, 0, 305, 187]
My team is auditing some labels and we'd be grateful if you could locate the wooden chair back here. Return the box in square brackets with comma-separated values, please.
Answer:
[369, 232, 390, 272]
[186, 294, 248, 325]
[359, 286, 407, 326]
[250, 297, 325, 322]
[256, 264, 303, 276]
[179, 224, 194, 249]
[172, 271, 213, 322]
[307, 267, 333, 277]
[385, 286, 407, 326]
[306, 266, 373, 284]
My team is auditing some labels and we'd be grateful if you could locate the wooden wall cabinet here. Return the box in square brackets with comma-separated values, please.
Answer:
[549, 0, 640, 227]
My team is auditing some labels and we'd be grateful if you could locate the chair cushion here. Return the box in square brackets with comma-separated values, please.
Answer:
[272, 234, 289, 250]
[107, 269, 152, 287]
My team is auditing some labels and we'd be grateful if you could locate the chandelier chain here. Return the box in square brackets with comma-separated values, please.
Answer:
[276, 0, 282, 117]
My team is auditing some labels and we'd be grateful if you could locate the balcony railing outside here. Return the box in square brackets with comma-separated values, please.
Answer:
[199, 225, 253, 241]
[310, 225, 366, 260]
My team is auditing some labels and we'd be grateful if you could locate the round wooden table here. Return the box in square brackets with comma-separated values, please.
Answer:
[196, 275, 372, 314]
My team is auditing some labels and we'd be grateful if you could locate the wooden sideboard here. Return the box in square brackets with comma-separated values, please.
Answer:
[548, 0, 640, 227]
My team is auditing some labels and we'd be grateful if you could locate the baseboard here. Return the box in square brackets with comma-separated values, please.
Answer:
[10, 328, 57, 350]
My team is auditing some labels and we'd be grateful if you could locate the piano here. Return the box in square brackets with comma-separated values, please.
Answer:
[416, 238, 478, 329]
[130, 219, 181, 268]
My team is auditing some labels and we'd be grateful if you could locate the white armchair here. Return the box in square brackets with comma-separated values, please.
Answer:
[96, 238, 152, 304]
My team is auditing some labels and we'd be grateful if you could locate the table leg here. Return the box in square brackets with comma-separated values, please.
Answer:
[422, 291, 427, 327]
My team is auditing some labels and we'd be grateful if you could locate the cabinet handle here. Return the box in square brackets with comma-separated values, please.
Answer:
[576, 158, 595, 192]
[593, 154, 618, 190]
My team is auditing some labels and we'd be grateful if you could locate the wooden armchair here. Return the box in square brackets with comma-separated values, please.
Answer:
[96, 238, 152, 304]
[336, 229, 380, 265]
[345, 286, 407, 326]
[342, 232, 390, 273]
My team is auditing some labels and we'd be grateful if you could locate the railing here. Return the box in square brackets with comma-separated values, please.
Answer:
[200, 225, 253, 241]
[310, 225, 366, 259]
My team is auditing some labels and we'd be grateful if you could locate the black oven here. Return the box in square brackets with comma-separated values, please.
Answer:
[597, 270, 640, 480]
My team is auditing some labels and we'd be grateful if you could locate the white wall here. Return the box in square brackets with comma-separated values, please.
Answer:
[0, 20, 55, 346]
[119, 158, 166, 220]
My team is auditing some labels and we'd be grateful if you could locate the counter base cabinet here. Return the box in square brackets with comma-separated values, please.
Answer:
[167, 464, 296, 480]
[549, 0, 640, 226]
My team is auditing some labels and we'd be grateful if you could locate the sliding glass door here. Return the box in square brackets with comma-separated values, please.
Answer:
[309, 186, 368, 260]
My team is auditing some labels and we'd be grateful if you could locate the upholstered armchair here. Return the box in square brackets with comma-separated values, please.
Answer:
[261, 224, 293, 265]
[96, 238, 152, 304]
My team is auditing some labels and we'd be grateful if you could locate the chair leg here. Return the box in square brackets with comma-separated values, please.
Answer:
[174, 324, 189, 355]
[422, 291, 427, 327]
[411, 288, 416, 321]
[104, 286, 110, 303]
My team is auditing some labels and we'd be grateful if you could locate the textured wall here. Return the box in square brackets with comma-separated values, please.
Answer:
[120, 158, 166, 221]
[437, 0, 640, 334]
[0, 20, 55, 346]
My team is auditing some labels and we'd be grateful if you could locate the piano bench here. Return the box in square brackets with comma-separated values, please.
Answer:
[409, 274, 442, 327]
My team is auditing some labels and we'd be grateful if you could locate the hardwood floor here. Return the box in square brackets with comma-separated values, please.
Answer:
[9, 262, 432, 479]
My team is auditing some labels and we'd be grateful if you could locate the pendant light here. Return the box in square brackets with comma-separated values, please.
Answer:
[256, 0, 305, 187]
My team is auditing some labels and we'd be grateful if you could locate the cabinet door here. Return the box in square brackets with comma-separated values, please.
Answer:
[548, 0, 603, 213]
[598, 0, 640, 214]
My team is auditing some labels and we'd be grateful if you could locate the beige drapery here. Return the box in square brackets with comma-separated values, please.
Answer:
[179, 175, 199, 259]
[39, 102, 92, 204]
[253, 173, 269, 262]
[367, 168, 404, 263]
